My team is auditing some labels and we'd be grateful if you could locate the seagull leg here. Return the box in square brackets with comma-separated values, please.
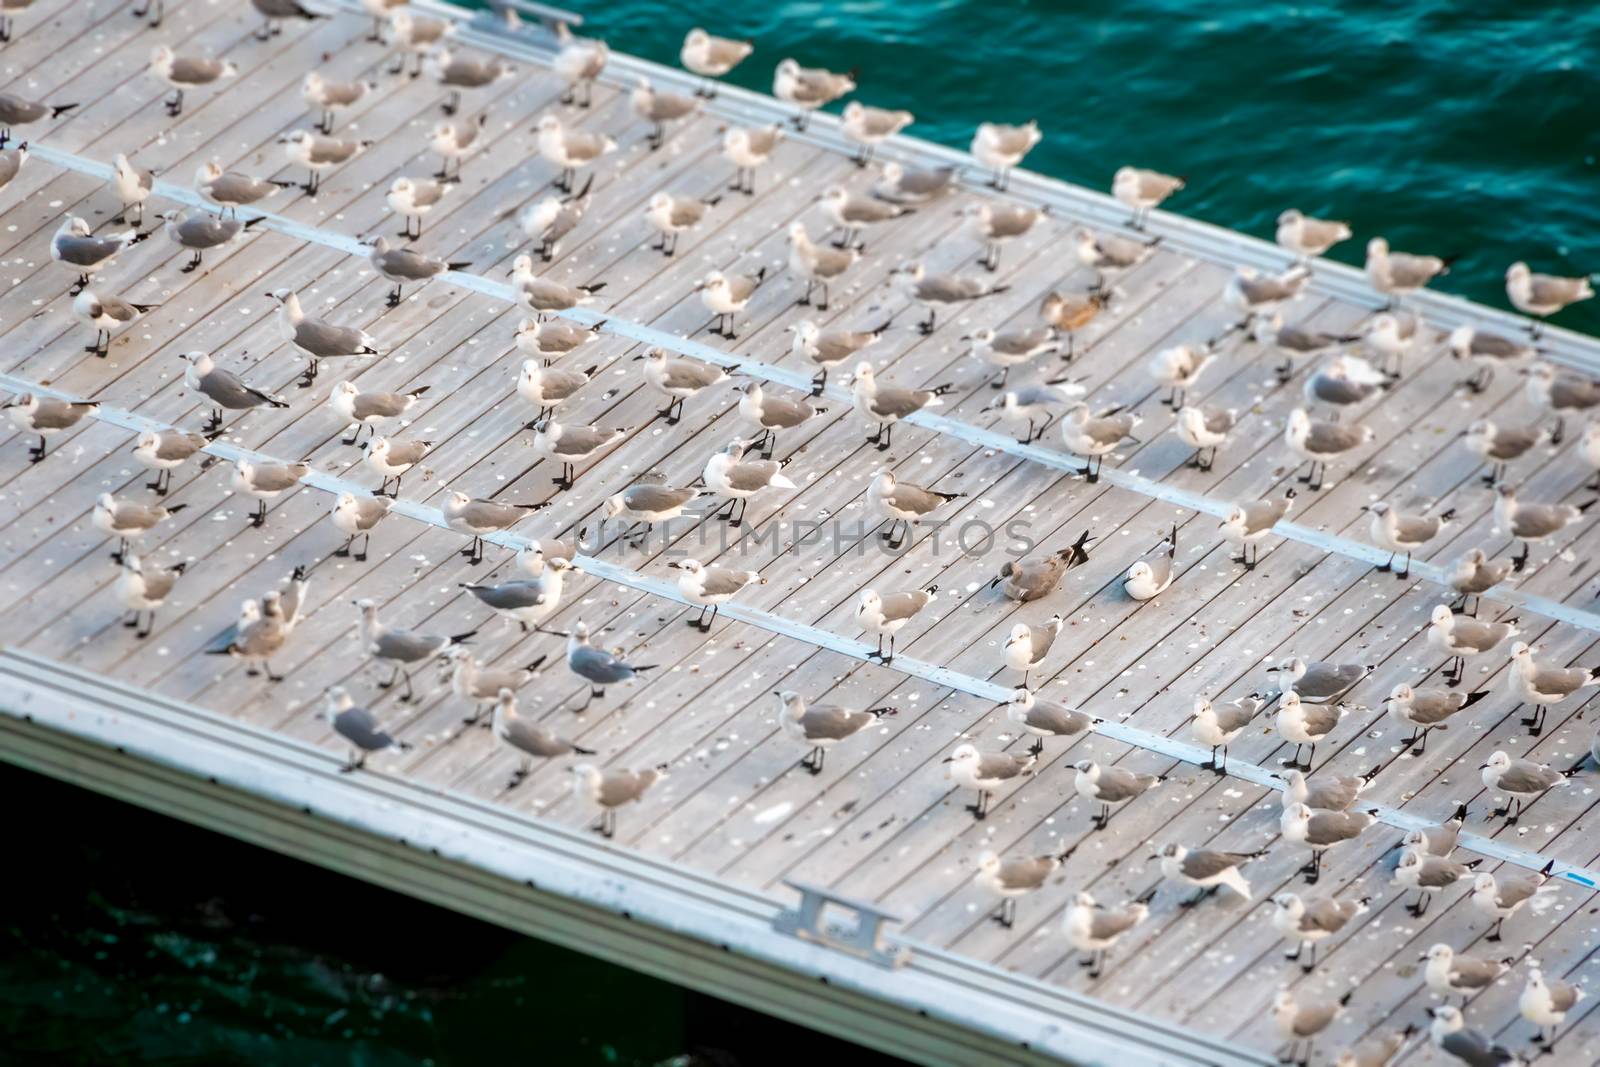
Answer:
[1522, 704, 1545, 736]
[1513, 541, 1529, 572]
[918, 308, 936, 335]
[1486, 917, 1503, 942]
[397, 668, 415, 703]
[878, 423, 893, 452]
[1300, 942, 1316, 973]
[137, 612, 154, 639]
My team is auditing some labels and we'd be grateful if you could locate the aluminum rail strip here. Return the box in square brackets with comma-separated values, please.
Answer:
[418, 0, 1600, 377]
[23, 142, 1600, 636]
[0, 649, 1275, 1067]
[0, 374, 1592, 893]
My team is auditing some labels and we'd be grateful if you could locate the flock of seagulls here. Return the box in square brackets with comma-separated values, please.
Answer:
[1, 2, 1598, 1064]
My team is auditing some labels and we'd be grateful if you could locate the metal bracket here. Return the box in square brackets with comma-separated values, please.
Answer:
[774, 880, 910, 969]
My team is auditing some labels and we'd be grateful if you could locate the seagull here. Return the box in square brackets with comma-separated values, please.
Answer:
[1303, 354, 1388, 413]
[630, 75, 702, 149]
[268, 288, 378, 388]
[514, 317, 604, 362]
[534, 114, 616, 193]
[1000, 688, 1094, 756]
[680, 28, 753, 96]
[250, 0, 322, 38]
[442, 490, 546, 565]
[1270, 892, 1367, 972]
[5, 392, 97, 462]
[847, 363, 951, 451]
[131, 429, 206, 495]
[1112, 165, 1183, 229]
[857, 586, 937, 665]
[959, 201, 1042, 272]
[1583, 422, 1600, 489]
[735, 382, 826, 458]
[564, 620, 657, 712]
[840, 101, 913, 166]
[942, 743, 1034, 820]
[1400, 802, 1471, 858]
[1384, 683, 1487, 755]
[990, 532, 1093, 601]
[231, 459, 308, 528]
[775, 690, 891, 775]
[115, 554, 186, 638]
[867, 470, 963, 550]
[443, 649, 545, 725]
[551, 21, 607, 107]
[819, 184, 911, 250]
[388, 9, 455, 77]
[386, 176, 451, 239]
[668, 558, 764, 632]
[1072, 227, 1158, 290]
[493, 690, 593, 790]
[635, 347, 726, 424]
[510, 256, 606, 319]
[195, 161, 293, 217]
[1427, 1006, 1524, 1067]
[1271, 988, 1350, 1067]
[359, 0, 404, 44]
[207, 590, 288, 679]
[330, 491, 390, 561]
[571, 763, 666, 838]
[723, 123, 783, 194]
[1220, 488, 1295, 569]
[787, 221, 857, 310]
[1174, 404, 1237, 470]
[1156, 843, 1264, 906]
[354, 598, 474, 701]
[695, 266, 765, 337]
[772, 58, 855, 130]
[1270, 690, 1342, 771]
[459, 557, 570, 635]
[1224, 264, 1312, 327]
[1124, 523, 1177, 601]
[149, 45, 235, 116]
[329, 380, 427, 447]
[1448, 326, 1535, 392]
[789, 318, 888, 396]
[1523, 362, 1600, 444]
[1275, 209, 1352, 261]
[1275, 766, 1381, 812]
[278, 129, 369, 196]
[1363, 310, 1419, 377]
[1429, 605, 1519, 686]
[111, 152, 154, 224]
[94, 492, 185, 563]
[0, 91, 75, 148]
[1281, 802, 1378, 883]
[516, 359, 596, 426]
[51, 216, 141, 294]
[1471, 863, 1556, 942]
[302, 72, 369, 134]
[1003, 614, 1062, 687]
[425, 45, 515, 116]
[1480, 749, 1575, 823]
[1284, 408, 1373, 490]
[1366, 237, 1453, 304]
[1394, 847, 1480, 917]
[429, 113, 486, 181]
[1189, 693, 1265, 773]
[321, 688, 411, 773]
[973, 847, 1072, 928]
[156, 209, 262, 273]
[1520, 968, 1586, 1049]
[1061, 889, 1153, 977]
[1445, 549, 1515, 616]
[645, 190, 718, 256]
[970, 120, 1041, 191]
[1461, 419, 1546, 485]
[540, 422, 633, 495]
[1074, 759, 1162, 830]
[701, 439, 795, 526]
[1039, 290, 1111, 358]
[872, 160, 959, 204]
[1268, 657, 1371, 704]
[365, 236, 470, 307]
[521, 175, 594, 261]
[1422, 943, 1514, 1003]
[1060, 403, 1139, 482]
[963, 325, 1061, 388]
[602, 483, 702, 546]
[1507, 640, 1600, 736]
[179, 350, 288, 433]
[1252, 315, 1360, 383]
[985, 379, 1087, 444]
[1147, 342, 1215, 408]
[1361, 501, 1454, 578]
[891, 261, 1010, 335]
[1506, 261, 1594, 335]
[1493, 484, 1595, 571]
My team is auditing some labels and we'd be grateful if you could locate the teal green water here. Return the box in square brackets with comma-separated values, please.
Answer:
[579, 0, 1600, 336]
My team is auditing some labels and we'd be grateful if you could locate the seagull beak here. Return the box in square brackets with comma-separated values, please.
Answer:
[1264, 666, 1281, 672]
[666, 561, 679, 568]
[1478, 762, 1489, 769]
[940, 756, 955, 763]
[987, 576, 1001, 588]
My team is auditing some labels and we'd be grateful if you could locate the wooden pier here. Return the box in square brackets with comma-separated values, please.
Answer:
[0, 2, 1597, 1064]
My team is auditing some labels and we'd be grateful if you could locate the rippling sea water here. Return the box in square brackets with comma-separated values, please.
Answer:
[577, 0, 1600, 336]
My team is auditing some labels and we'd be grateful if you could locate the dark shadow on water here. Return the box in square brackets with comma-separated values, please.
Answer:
[0, 764, 905, 1067]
